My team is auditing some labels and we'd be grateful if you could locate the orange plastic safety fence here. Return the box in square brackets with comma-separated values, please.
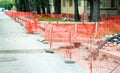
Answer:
[5, 11, 120, 40]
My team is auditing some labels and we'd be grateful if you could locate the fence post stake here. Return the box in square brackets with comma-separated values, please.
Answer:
[95, 22, 98, 38]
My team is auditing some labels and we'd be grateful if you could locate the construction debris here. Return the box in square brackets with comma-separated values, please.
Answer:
[105, 34, 120, 44]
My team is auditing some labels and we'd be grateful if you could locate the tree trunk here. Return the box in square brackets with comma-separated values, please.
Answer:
[46, 0, 51, 14]
[90, 0, 100, 22]
[41, 1, 46, 14]
[17, 0, 24, 11]
[28, 0, 32, 12]
[36, 0, 41, 14]
[74, 0, 80, 21]
[15, 0, 21, 11]
[24, 0, 30, 12]
[15, 0, 19, 11]
[54, 0, 61, 14]
[118, 0, 120, 14]
[32, 0, 37, 12]
[89, 0, 93, 21]
[36, 5, 41, 14]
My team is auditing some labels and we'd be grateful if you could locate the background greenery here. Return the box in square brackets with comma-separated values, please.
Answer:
[0, 0, 15, 10]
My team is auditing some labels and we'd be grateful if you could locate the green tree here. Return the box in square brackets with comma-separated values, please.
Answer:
[37, 0, 51, 14]
[15, 0, 23, 11]
[15, 0, 31, 12]
[0, 0, 14, 10]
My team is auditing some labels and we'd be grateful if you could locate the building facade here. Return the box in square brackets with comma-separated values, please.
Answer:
[50, 0, 120, 15]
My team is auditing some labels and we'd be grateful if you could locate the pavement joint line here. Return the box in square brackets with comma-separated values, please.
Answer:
[0, 34, 40, 38]
[0, 33, 43, 36]
[0, 49, 52, 54]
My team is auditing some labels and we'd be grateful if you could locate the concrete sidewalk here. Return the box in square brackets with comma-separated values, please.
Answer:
[0, 13, 89, 73]
[0, 53, 89, 73]
[0, 13, 49, 50]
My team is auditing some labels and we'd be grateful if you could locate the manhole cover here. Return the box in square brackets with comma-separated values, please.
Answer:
[0, 57, 17, 62]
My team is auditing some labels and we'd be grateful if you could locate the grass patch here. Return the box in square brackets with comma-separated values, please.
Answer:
[38, 16, 74, 22]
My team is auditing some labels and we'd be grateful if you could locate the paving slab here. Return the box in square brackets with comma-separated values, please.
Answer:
[0, 53, 89, 73]
[0, 34, 49, 50]
[0, 13, 49, 50]
[0, 13, 26, 34]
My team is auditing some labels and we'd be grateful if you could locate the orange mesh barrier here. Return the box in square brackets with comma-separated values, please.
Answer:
[5, 11, 120, 40]
[45, 23, 74, 41]
[45, 23, 97, 42]
[45, 21, 120, 42]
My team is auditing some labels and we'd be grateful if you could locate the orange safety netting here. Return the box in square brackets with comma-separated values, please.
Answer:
[45, 21, 120, 42]
[5, 11, 120, 41]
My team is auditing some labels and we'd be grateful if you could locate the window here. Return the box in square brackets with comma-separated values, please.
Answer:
[87, 0, 116, 8]
[63, 0, 66, 7]
[69, 0, 73, 7]
[78, 0, 81, 6]
[100, 0, 116, 8]
[111, 0, 115, 7]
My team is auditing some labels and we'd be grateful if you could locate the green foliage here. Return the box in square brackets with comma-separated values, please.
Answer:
[0, 0, 15, 10]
